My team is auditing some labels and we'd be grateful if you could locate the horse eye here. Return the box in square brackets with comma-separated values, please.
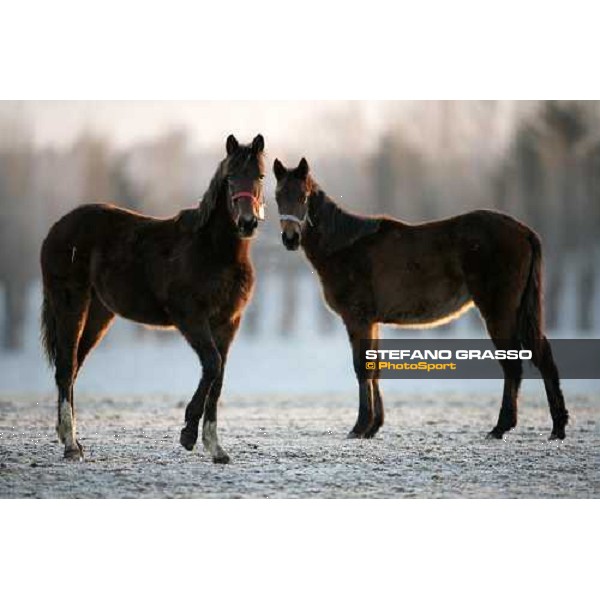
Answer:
[259, 174, 265, 180]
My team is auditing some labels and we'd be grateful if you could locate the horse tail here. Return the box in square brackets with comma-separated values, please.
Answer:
[41, 287, 58, 367]
[517, 230, 544, 363]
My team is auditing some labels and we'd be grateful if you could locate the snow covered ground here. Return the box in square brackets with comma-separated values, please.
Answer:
[0, 278, 598, 498]
[0, 392, 598, 498]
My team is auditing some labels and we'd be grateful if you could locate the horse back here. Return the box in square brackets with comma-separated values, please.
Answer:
[41, 204, 180, 323]
[308, 209, 535, 327]
[41, 203, 254, 327]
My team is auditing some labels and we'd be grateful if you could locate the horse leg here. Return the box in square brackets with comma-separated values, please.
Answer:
[464, 255, 524, 439]
[531, 337, 568, 439]
[201, 317, 241, 464]
[52, 285, 91, 460]
[487, 338, 523, 439]
[75, 292, 115, 376]
[346, 322, 376, 439]
[365, 329, 384, 438]
[174, 317, 223, 460]
[366, 379, 385, 438]
[476, 309, 522, 438]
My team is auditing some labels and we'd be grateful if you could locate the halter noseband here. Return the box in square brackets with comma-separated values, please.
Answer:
[279, 195, 313, 227]
[231, 191, 265, 221]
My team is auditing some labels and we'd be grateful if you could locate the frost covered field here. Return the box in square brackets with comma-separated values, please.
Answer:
[1, 283, 599, 498]
[1, 391, 598, 498]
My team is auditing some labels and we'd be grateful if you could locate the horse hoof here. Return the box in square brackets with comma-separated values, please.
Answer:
[486, 429, 504, 440]
[180, 429, 197, 451]
[64, 443, 84, 461]
[56, 426, 65, 444]
[364, 425, 382, 439]
[212, 453, 230, 464]
[549, 431, 566, 441]
[347, 431, 365, 439]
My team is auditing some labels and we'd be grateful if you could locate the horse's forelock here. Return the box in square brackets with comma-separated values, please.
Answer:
[227, 144, 264, 173]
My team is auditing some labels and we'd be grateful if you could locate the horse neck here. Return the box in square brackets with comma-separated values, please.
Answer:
[199, 188, 249, 260]
[301, 189, 328, 262]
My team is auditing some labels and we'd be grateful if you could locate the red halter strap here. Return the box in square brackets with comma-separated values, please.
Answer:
[231, 191, 265, 220]
[231, 191, 258, 204]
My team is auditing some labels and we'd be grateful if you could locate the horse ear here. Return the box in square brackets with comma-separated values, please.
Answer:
[296, 157, 310, 180]
[252, 134, 265, 154]
[226, 134, 239, 155]
[273, 158, 287, 180]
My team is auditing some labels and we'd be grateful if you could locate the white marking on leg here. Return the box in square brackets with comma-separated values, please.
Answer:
[57, 397, 77, 450]
[202, 420, 228, 462]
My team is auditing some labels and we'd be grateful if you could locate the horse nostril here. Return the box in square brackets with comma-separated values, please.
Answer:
[238, 216, 258, 236]
[281, 231, 300, 249]
[239, 216, 257, 230]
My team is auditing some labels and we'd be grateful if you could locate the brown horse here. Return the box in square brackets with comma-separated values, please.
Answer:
[273, 157, 569, 441]
[41, 134, 266, 462]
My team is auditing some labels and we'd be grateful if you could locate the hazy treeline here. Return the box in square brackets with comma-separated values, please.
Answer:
[370, 101, 600, 331]
[1, 101, 599, 349]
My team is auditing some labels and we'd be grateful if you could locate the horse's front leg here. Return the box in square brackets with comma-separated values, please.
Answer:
[345, 322, 377, 439]
[200, 317, 241, 464]
[364, 328, 384, 438]
[173, 316, 222, 455]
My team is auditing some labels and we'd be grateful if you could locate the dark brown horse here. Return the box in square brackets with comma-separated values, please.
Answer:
[273, 157, 569, 441]
[41, 134, 265, 462]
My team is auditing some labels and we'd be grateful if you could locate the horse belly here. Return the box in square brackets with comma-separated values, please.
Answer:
[375, 262, 473, 327]
[91, 262, 172, 326]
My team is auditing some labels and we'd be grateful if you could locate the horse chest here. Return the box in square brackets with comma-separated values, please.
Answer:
[310, 255, 374, 319]
[203, 263, 255, 316]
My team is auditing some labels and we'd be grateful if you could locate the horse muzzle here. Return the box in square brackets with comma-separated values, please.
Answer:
[237, 215, 258, 238]
[282, 230, 300, 251]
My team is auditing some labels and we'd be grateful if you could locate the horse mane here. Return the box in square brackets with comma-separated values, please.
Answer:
[196, 160, 227, 228]
[309, 187, 381, 255]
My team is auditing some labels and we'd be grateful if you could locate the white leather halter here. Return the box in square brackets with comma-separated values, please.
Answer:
[279, 198, 313, 226]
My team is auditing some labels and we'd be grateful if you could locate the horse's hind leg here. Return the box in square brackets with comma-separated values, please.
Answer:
[487, 337, 523, 439]
[76, 292, 115, 376]
[53, 285, 91, 460]
[474, 307, 523, 439]
[465, 259, 524, 439]
[531, 337, 568, 439]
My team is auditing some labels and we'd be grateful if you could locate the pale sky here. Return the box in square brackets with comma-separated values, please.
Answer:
[1, 101, 523, 160]
[3, 101, 388, 154]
